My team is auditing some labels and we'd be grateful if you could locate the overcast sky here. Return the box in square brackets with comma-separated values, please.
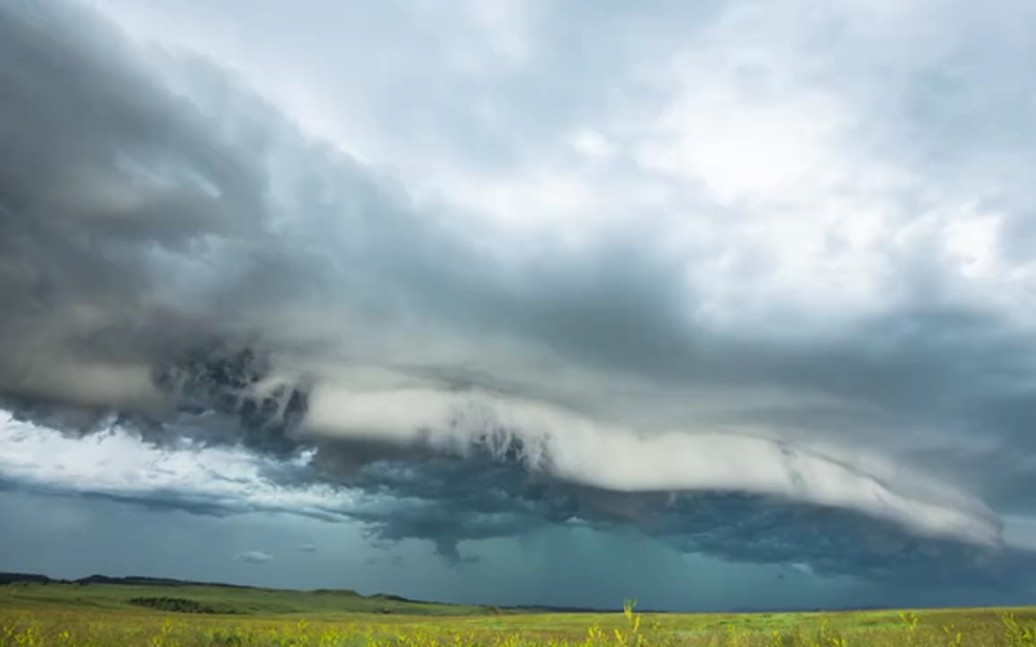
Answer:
[3, 0, 1036, 611]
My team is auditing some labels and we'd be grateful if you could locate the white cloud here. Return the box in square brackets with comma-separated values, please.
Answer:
[637, 85, 849, 207]
[454, 0, 534, 70]
[0, 410, 357, 519]
[568, 128, 615, 161]
[304, 384, 999, 546]
[235, 550, 273, 564]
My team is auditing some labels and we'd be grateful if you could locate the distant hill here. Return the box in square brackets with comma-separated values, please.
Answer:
[0, 571, 618, 615]
[76, 574, 255, 589]
[0, 572, 254, 589]
[0, 572, 52, 585]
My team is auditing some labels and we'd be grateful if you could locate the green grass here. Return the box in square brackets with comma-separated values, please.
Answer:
[3, 582, 1036, 645]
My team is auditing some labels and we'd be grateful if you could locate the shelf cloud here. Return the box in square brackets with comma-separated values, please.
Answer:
[3, 0, 1036, 599]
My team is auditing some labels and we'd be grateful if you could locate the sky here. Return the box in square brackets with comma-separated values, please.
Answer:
[2, 0, 1036, 611]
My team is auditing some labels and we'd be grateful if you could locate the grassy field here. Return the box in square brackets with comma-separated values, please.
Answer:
[3, 581, 1036, 646]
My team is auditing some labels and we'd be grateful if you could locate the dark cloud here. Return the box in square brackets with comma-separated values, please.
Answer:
[3, 0, 1036, 602]
[314, 455, 1036, 590]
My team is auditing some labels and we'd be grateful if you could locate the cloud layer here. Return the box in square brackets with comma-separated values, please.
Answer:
[3, 0, 1036, 594]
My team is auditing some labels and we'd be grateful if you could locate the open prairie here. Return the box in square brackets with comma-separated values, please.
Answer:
[3, 582, 1036, 646]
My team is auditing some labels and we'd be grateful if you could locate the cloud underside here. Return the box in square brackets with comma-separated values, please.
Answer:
[2, 0, 1036, 591]
[0, 412, 1028, 586]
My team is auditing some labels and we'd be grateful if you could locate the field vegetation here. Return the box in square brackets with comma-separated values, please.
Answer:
[3, 581, 1036, 646]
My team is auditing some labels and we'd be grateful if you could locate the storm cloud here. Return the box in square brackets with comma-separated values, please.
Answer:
[3, 0, 1036, 600]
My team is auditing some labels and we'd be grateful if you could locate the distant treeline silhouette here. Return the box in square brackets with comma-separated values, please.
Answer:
[0, 571, 253, 589]
[127, 596, 239, 614]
